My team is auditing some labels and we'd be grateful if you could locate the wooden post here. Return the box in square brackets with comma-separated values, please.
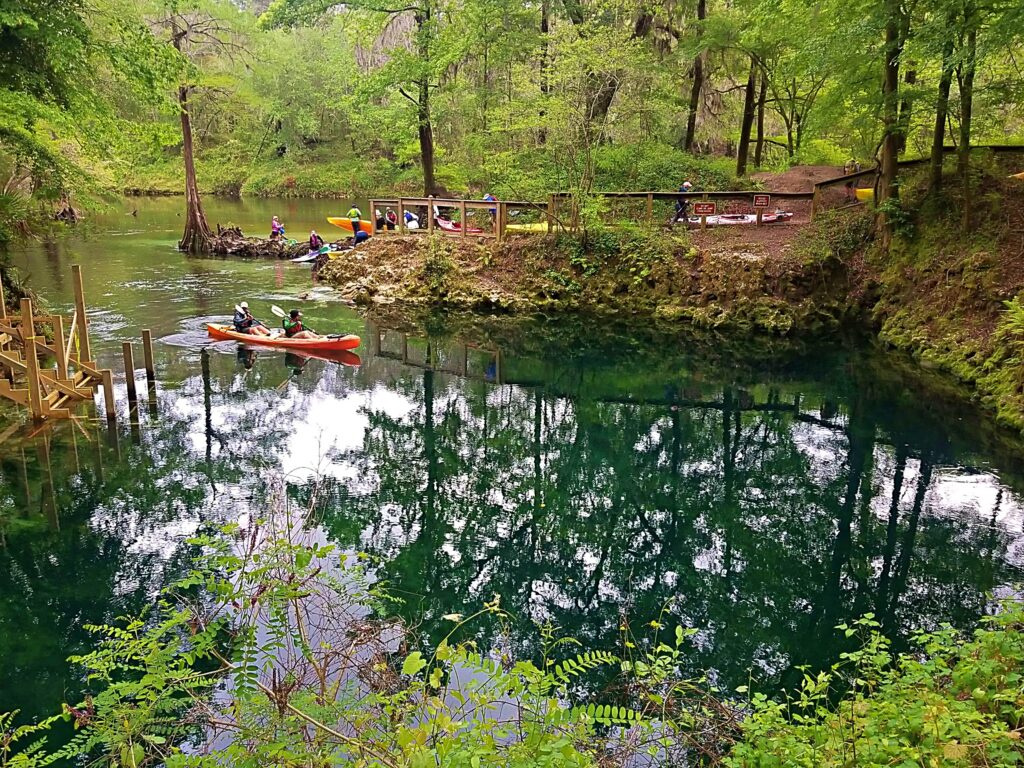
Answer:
[811, 185, 820, 220]
[701, 193, 709, 231]
[398, 200, 406, 234]
[756, 209, 764, 226]
[646, 192, 654, 225]
[427, 196, 434, 234]
[71, 264, 92, 364]
[53, 315, 68, 380]
[122, 342, 137, 407]
[369, 200, 377, 235]
[22, 299, 43, 420]
[547, 195, 555, 233]
[496, 202, 505, 243]
[142, 329, 156, 384]
[459, 200, 467, 238]
[101, 368, 116, 421]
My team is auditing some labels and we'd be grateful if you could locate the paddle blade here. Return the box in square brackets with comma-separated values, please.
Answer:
[270, 305, 286, 318]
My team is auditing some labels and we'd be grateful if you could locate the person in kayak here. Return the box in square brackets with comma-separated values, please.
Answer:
[271, 216, 285, 240]
[309, 230, 324, 250]
[282, 309, 320, 339]
[233, 301, 271, 336]
[347, 205, 362, 236]
[385, 207, 398, 230]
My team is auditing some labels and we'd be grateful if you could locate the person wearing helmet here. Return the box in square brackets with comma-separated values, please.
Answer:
[282, 308, 320, 339]
[675, 180, 695, 222]
[233, 301, 271, 336]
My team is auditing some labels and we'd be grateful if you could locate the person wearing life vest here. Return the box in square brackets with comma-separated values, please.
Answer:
[404, 210, 420, 229]
[309, 230, 324, 250]
[233, 301, 271, 336]
[347, 205, 362, 237]
[385, 207, 398, 230]
[282, 308, 320, 340]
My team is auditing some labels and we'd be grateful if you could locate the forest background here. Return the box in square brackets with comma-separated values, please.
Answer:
[3, 0, 1024, 242]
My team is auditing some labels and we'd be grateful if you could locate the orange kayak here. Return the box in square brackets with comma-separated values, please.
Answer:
[207, 324, 360, 351]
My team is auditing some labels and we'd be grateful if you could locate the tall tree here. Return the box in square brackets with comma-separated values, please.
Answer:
[683, 0, 707, 151]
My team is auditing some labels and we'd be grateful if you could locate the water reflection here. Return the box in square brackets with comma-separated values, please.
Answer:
[0, 317, 1022, 729]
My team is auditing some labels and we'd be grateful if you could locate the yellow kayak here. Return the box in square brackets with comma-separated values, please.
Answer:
[505, 221, 549, 232]
[855, 188, 874, 202]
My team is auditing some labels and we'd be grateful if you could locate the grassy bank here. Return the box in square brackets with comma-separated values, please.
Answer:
[868, 154, 1024, 431]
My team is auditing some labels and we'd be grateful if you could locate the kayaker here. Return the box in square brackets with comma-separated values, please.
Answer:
[282, 308, 319, 340]
[233, 301, 271, 336]
[309, 230, 324, 250]
[347, 205, 362, 237]
[385, 207, 398, 230]
[271, 216, 285, 240]
[404, 210, 420, 230]
[353, 230, 370, 245]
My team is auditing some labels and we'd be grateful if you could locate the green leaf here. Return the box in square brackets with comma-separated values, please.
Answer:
[402, 651, 427, 677]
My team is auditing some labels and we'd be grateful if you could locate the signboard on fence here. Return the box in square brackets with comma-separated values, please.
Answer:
[752, 194, 771, 208]
[693, 202, 717, 216]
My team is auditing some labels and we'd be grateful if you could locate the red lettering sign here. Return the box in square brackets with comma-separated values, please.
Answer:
[752, 194, 771, 208]
[693, 202, 717, 216]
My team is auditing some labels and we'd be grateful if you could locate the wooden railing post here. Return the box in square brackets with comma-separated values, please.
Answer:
[369, 199, 378, 235]
[496, 202, 505, 243]
[398, 199, 407, 234]
[71, 264, 92, 364]
[21, 298, 43, 420]
[811, 185, 820, 220]
[459, 200, 468, 238]
[427, 196, 435, 234]
[547, 195, 555, 233]
[646, 192, 654, 225]
[53, 315, 68, 380]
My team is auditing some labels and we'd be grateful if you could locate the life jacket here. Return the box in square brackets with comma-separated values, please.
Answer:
[283, 318, 303, 337]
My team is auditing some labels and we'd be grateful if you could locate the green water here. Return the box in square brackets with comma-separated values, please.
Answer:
[2, 196, 1024, 728]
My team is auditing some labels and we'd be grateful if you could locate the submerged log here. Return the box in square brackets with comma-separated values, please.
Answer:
[209, 225, 308, 259]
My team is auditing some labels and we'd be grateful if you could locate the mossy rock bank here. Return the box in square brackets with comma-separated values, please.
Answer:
[316, 227, 857, 336]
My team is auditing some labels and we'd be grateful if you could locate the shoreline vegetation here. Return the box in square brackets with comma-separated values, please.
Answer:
[5, 503, 1023, 767]
[311, 153, 1024, 434]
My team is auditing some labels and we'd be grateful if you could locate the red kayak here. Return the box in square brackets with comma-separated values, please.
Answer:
[435, 217, 484, 234]
[207, 324, 360, 351]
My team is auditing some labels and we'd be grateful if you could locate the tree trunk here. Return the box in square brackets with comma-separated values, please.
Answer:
[417, 77, 437, 196]
[958, 20, 976, 231]
[753, 70, 768, 167]
[538, 0, 550, 145]
[683, 0, 706, 151]
[178, 86, 213, 254]
[413, 7, 437, 196]
[878, 0, 903, 243]
[736, 58, 757, 176]
[586, 12, 653, 131]
[928, 35, 955, 193]
[895, 65, 916, 155]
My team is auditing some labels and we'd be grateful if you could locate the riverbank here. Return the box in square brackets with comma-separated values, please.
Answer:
[317, 155, 1024, 432]
[317, 216, 863, 335]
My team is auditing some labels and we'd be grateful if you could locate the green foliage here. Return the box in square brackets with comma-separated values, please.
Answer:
[726, 608, 1024, 766]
